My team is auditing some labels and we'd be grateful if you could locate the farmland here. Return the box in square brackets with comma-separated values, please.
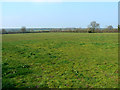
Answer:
[2, 33, 118, 88]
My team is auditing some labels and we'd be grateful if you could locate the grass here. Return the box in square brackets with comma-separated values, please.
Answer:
[2, 33, 118, 88]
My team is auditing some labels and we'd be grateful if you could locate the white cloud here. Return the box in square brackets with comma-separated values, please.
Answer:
[0, 0, 119, 2]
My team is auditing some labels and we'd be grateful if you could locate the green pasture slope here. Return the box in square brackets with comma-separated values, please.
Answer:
[2, 33, 118, 88]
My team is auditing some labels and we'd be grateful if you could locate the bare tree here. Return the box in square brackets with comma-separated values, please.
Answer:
[21, 26, 26, 33]
[107, 25, 113, 30]
[30, 29, 34, 32]
[88, 21, 100, 33]
[2, 29, 7, 34]
[75, 28, 81, 32]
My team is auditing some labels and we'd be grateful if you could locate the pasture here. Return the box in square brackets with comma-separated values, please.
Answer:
[2, 33, 118, 88]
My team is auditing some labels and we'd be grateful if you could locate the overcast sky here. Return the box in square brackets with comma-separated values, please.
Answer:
[1, 2, 118, 28]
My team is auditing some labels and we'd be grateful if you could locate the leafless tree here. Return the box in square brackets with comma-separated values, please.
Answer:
[21, 26, 26, 33]
[2, 29, 7, 34]
[107, 25, 113, 30]
[88, 21, 100, 33]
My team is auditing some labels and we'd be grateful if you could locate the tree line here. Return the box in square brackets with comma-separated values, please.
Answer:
[1, 21, 119, 34]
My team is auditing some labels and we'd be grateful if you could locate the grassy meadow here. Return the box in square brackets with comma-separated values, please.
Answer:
[2, 33, 118, 88]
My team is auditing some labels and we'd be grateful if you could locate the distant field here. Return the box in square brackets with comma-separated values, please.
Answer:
[2, 33, 118, 88]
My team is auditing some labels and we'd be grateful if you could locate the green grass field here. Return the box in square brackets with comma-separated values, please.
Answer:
[2, 33, 118, 88]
